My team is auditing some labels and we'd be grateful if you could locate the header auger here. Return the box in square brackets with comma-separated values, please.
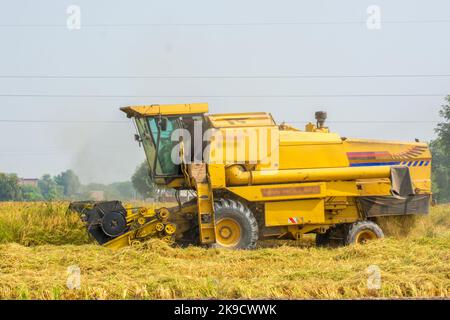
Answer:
[68, 103, 432, 249]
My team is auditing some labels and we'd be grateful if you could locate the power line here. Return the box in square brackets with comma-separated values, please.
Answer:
[0, 94, 445, 98]
[0, 74, 449, 79]
[1, 19, 450, 28]
[0, 150, 125, 156]
[287, 120, 439, 124]
[0, 119, 128, 124]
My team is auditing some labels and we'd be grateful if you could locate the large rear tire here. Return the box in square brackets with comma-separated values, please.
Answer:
[213, 199, 259, 250]
[345, 220, 384, 245]
[316, 220, 384, 247]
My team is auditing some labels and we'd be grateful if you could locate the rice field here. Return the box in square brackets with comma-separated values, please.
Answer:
[0, 202, 449, 299]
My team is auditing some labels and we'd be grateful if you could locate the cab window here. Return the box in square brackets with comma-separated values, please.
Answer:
[148, 117, 180, 176]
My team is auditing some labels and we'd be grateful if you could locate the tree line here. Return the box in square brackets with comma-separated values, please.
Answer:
[0, 168, 151, 202]
[430, 96, 450, 203]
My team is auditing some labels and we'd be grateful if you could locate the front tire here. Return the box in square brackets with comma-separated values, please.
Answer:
[213, 199, 259, 250]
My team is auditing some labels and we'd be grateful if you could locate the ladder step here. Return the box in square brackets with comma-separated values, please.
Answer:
[200, 223, 214, 229]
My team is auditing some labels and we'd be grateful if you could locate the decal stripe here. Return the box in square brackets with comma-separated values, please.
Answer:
[350, 160, 430, 168]
[261, 186, 321, 197]
[349, 162, 401, 167]
[347, 147, 428, 163]
[347, 151, 390, 160]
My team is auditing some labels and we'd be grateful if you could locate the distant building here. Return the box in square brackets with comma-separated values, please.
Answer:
[19, 178, 39, 188]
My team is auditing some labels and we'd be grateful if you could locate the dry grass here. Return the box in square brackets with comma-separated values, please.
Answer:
[0, 202, 90, 246]
[0, 202, 449, 299]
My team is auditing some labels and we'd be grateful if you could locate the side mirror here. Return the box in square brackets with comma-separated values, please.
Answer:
[134, 134, 142, 147]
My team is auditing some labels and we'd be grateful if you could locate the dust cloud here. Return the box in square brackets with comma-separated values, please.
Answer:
[60, 122, 144, 184]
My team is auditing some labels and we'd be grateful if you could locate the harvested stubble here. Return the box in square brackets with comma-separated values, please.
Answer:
[0, 202, 449, 299]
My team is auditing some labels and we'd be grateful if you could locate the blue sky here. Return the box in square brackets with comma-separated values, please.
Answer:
[0, 0, 449, 183]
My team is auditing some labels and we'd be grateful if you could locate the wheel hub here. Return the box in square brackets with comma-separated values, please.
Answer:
[219, 226, 232, 239]
[101, 211, 127, 237]
[216, 218, 241, 247]
[355, 230, 377, 244]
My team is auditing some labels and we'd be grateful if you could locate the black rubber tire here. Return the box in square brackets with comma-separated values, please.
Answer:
[315, 226, 347, 247]
[345, 220, 384, 245]
[101, 211, 127, 237]
[212, 199, 259, 250]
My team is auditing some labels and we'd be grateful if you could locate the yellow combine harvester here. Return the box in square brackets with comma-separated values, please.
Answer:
[69, 103, 431, 249]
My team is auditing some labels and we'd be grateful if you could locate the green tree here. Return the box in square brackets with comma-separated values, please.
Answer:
[131, 161, 156, 198]
[21, 185, 44, 201]
[436, 97, 450, 152]
[0, 173, 22, 201]
[38, 174, 64, 200]
[54, 169, 81, 198]
[431, 95, 450, 203]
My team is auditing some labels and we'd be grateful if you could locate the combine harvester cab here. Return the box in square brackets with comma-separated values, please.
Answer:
[69, 104, 432, 249]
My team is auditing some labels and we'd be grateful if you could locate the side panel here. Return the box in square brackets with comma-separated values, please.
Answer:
[208, 164, 226, 188]
[265, 199, 325, 226]
[227, 182, 325, 201]
[226, 181, 359, 201]
[207, 126, 279, 169]
[279, 144, 349, 170]
[278, 131, 349, 170]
